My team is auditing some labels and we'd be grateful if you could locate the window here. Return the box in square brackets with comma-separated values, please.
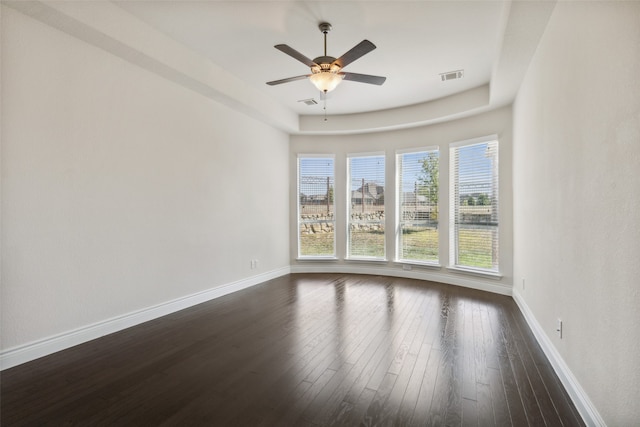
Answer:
[450, 137, 499, 272]
[347, 153, 385, 259]
[298, 156, 335, 258]
[396, 148, 439, 264]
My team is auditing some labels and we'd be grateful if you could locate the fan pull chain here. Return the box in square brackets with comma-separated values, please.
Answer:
[323, 94, 328, 122]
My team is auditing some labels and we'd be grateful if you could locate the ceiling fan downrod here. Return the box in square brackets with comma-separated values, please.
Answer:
[319, 22, 332, 57]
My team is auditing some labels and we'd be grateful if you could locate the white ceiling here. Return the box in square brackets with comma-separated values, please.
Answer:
[6, 0, 555, 132]
[114, 1, 508, 116]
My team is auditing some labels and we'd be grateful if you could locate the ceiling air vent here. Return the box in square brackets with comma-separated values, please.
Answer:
[440, 70, 464, 81]
[298, 98, 318, 106]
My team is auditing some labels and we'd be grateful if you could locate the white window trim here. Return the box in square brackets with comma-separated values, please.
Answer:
[346, 151, 386, 159]
[448, 136, 500, 274]
[395, 145, 439, 155]
[395, 147, 440, 264]
[346, 152, 386, 261]
[446, 266, 503, 280]
[295, 256, 338, 262]
[393, 260, 442, 269]
[449, 134, 498, 148]
[297, 154, 337, 259]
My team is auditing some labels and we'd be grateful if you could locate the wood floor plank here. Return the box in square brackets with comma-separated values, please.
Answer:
[497, 306, 545, 426]
[537, 361, 585, 427]
[511, 326, 564, 426]
[333, 386, 377, 427]
[296, 362, 356, 425]
[462, 299, 478, 401]
[476, 380, 495, 426]
[462, 397, 479, 427]
[487, 305, 529, 426]
[1, 273, 585, 426]
[394, 341, 432, 426]
[486, 366, 511, 426]
[360, 372, 399, 426]
[408, 347, 441, 427]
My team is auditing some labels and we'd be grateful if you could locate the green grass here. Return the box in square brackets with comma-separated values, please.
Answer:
[456, 228, 496, 269]
[299, 232, 335, 256]
[400, 227, 438, 261]
[349, 229, 385, 257]
[300, 227, 497, 270]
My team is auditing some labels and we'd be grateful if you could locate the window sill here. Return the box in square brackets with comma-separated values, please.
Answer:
[296, 256, 338, 262]
[393, 260, 442, 270]
[446, 266, 502, 280]
[344, 257, 388, 264]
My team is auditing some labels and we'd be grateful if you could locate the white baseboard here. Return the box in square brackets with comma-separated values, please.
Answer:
[290, 263, 513, 296]
[0, 266, 290, 371]
[512, 289, 605, 427]
[1, 265, 502, 370]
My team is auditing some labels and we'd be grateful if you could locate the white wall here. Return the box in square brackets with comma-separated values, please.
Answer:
[1, 7, 290, 353]
[513, 2, 640, 425]
[5, 3, 639, 424]
[291, 107, 513, 294]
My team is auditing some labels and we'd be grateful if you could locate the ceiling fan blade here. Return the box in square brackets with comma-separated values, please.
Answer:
[274, 44, 317, 68]
[332, 40, 376, 69]
[341, 72, 386, 86]
[266, 75, 310, 86]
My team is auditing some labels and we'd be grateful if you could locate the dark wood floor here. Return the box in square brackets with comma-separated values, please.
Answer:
[1, 273, 584, 426]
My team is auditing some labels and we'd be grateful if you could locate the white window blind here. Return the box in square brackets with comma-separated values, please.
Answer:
[396, 149, 439, 264]
[348, 154, 385, 259]
[450, 139, 499, 272]
[298, 156, 335, 257]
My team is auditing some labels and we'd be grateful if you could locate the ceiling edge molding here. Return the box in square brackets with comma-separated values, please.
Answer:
[490, 0, 557, 107]
[3, 0, 299, 133]
[298, 84, 491, 135]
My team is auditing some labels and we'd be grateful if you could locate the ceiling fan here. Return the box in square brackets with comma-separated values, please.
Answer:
[266, 22, 386, 94]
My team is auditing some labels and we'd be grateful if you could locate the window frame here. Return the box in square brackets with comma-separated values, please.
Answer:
[449, 135, 500, 275]
[346, 151, 387, 261]
[297, 154, 337, 260]
[395, 146, 440, 266]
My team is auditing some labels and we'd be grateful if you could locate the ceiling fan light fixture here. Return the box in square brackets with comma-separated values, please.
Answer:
[266, 22, 385, 93]
[309, 72, 344, 93]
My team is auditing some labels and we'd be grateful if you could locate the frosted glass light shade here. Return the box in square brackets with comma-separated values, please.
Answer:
[309, 72, 344, 93]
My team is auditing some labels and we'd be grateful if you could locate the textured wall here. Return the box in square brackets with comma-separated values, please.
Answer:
[513, 2, 640, 424]
[1, 6, 290, 351]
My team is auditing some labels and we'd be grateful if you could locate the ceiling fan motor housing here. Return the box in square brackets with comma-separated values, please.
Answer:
[312, 56, 339, 73]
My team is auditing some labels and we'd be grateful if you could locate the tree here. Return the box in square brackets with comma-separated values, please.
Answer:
[477, 193, 489, 206]
[417, 153, 439, 206]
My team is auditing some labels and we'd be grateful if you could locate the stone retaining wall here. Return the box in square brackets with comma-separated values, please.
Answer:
[300, 212, 385, 234]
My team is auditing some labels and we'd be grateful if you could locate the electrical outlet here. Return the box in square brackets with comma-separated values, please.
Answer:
[556, 318, 563, 339]
[403, 264, 412, 271]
